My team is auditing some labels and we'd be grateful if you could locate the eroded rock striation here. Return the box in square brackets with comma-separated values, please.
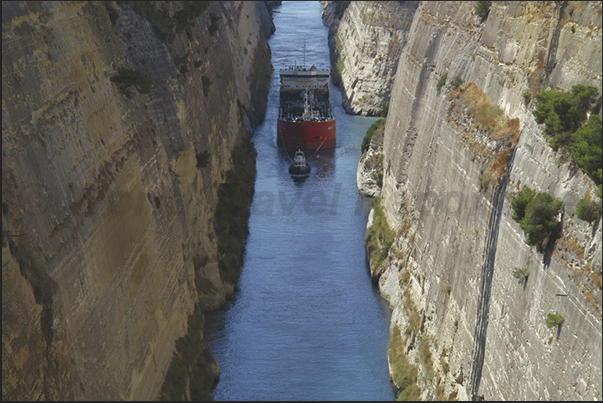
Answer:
[322, 1, 418, 115]
[357, 1, 602, 400]
[2, 1, 274, 400]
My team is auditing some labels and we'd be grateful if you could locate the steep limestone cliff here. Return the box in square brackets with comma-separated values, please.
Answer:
[360, 1, 601, 400]
[2, 1, 273, 400]
[322, 1, 418, 115]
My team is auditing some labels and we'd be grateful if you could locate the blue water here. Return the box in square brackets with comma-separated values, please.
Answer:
[204, 2, 394, 400]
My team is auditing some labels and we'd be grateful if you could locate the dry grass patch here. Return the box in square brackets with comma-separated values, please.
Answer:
[403, 287, 421, 337]
[584, 288, 602, 317]
[364, 153, 383, 170]
[400, 268, 411, 285]
[592, 271, 602, 290]
[447, 83, 520, 190]
[558, 236, 585, 260]
[418, 335, 434, 379]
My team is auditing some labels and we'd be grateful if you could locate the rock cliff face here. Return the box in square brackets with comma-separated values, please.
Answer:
[322, 1, 418, 115]
[2, 1, 273, 400]
[356, 1, 602, 400]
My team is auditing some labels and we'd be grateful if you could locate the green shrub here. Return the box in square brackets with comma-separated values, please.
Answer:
[511, 186, 536, 222]
[110, 67, 153, 94]
[519, 192, 563, 252]
[451, 75, 464, 91]
[388, 326, 421, 401]
[365, 197, 394, 270]
[533, 85, 599, 152]
[575, 198, 601, 223]
[570, 114, 602, 185]
[512, 267, 530, 284]
[546, 313, 564, 328]
[475, 1, 492, 22]
[437, 72, 448, 93]
[361, 118, 385, 153]
[512, 188, 563, 252]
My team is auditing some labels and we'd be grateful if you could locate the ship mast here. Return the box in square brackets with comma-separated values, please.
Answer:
[303, 39, 306, 68]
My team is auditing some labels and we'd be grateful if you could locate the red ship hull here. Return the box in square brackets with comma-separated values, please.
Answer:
[277, 118, 336, 150]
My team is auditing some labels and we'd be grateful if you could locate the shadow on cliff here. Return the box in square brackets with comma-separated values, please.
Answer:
[470, 147, 518, 400]
[542, 209, 564, 271]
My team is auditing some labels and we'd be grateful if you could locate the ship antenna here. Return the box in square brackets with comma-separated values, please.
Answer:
[303, 39, 306, 68]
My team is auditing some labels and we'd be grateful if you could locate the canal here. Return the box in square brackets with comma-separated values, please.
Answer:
[204, 1, 394, 400]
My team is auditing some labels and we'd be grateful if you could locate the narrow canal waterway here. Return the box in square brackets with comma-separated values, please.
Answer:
[204, 2, 394, 400]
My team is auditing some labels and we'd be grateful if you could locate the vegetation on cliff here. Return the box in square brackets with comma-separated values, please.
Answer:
[575, 197, 601, 223]
[511, 187, 563, 252]
[388, 325, 421, 401]
[447, 83, 520, 190]
[533, 85, 602, 185]
[436, 72, 447, 94]
[545, 312, 565, 329]
[474, 1, 492, 23]
[365, 197, 394, 279]
[512, 267, 530, 286]
[361, 118, 385, 153]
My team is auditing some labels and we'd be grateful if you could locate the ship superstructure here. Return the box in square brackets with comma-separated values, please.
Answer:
[277, 56, 336, 150]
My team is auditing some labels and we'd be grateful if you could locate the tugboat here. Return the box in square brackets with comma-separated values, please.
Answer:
[277, 41, 336, 150]
[288, 149, 311, 176]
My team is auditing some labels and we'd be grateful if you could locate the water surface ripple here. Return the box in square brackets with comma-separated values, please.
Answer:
[205, 2, 394, 400]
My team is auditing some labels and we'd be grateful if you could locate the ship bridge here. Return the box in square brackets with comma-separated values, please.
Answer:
[280, 65, 330, 91]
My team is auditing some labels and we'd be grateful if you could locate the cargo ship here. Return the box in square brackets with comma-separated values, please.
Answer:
[277, 54, 335, 150]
